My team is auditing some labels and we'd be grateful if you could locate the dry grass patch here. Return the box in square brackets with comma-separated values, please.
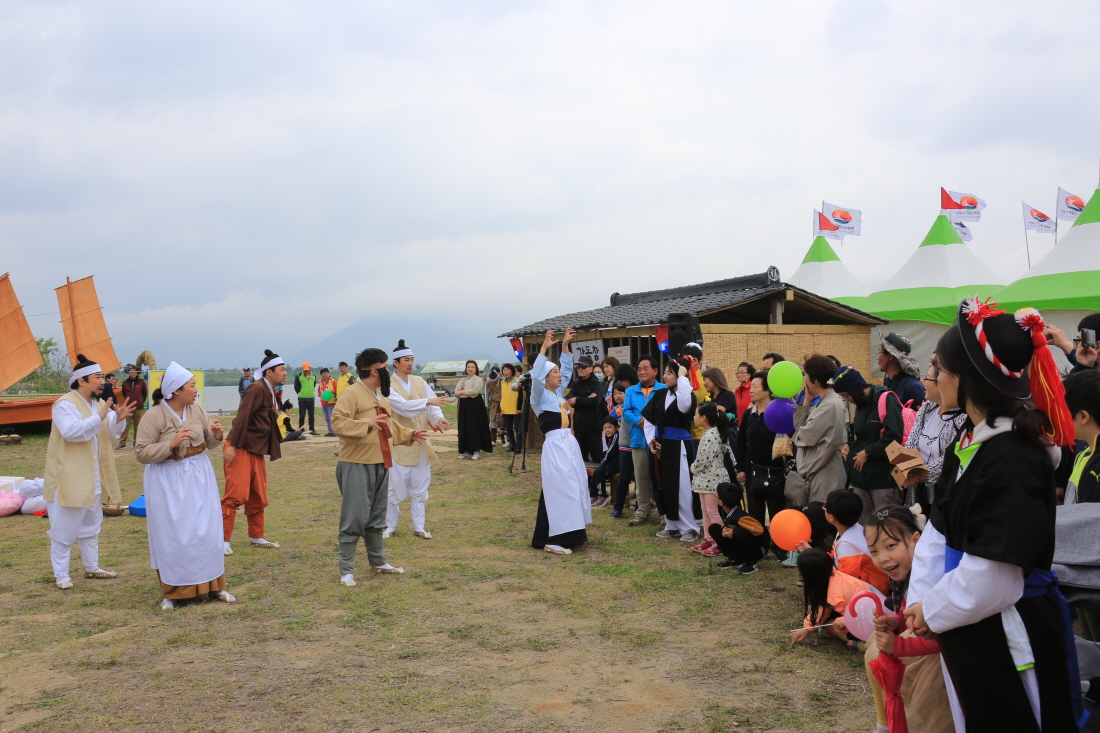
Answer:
[1, 407, 871, 731]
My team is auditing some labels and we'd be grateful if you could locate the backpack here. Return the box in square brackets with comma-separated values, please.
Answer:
[877, 390, 916, 444]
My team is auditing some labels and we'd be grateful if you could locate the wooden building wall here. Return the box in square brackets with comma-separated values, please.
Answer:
[700, 324, 874, 379]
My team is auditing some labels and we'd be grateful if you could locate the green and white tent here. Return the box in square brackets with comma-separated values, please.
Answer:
[858, 213, 1005, 370]
[996, 186, 1100, 341]
[788, 236, 869, 304]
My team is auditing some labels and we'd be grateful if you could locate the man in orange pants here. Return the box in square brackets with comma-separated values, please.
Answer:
[222, 348, 286, 554]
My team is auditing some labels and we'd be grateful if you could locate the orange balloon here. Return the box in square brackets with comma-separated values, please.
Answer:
[769, 509, 811, 551]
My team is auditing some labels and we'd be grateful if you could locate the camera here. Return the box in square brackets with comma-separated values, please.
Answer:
[1083, 329, 1097, 350]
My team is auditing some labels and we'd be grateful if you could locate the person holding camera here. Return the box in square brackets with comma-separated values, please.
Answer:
[1045, 312, 1100, 373]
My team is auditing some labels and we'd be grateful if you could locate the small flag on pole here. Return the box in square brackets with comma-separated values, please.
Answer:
[814, 209, 842, 240]
[1022, 202, 1055, 234]
[940, 187, 964, 210]
[945, 190, 987, 222]
[952, 221, 973, 242]
[1057, 187, 1085, 221]
[821, 201, 862, 238]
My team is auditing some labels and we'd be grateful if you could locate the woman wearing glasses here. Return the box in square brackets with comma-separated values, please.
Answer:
[902, 353, 968, 509]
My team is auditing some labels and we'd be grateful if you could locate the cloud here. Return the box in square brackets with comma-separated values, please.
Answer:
[3, 1, 1099, 367]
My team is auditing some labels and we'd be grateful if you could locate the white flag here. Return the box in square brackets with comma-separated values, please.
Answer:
[814, 209, 842, 240]
[947, 191, 987, 222]
[952, 221, 973, 242]
[1022, 202, 1055, 234]
[1057, 187, 1085, 221]
[821, 201, 861, 238]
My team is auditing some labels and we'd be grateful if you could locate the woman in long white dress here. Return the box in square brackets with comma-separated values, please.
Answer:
[135, 362, 235, 610]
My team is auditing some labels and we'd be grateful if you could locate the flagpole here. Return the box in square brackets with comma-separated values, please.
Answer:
[1054, 189, 1059, 246]
[1024, 227, 1032, 269]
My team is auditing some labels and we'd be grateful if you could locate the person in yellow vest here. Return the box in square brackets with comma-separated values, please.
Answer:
[332, 347, 427, 585]
[385, 340, 449, 539]
[334, 361, 356, 398]
[43, 354, 137, 590]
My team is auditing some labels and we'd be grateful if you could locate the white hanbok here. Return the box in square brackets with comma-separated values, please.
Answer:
[141, 404, 224, 587]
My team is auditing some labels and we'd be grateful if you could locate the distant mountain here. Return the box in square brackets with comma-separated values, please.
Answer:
[287, 317, 515, 368]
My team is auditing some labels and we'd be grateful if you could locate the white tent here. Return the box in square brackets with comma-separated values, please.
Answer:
[789, 236, 870, 305]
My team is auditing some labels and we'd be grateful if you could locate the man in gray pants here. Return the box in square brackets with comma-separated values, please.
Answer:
[331, 347, 426, 586]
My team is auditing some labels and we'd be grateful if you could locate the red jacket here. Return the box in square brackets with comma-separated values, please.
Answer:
[734, 382, 752, 423]
[121, 378, 148, 409]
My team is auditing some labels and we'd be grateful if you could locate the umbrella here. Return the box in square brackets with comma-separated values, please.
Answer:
[870, 651, 908, 733]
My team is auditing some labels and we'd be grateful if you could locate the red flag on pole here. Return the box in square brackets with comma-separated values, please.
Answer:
[940, 187, 964, 210]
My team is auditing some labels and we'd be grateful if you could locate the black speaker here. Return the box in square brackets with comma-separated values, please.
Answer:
[667, 312, 702, 358]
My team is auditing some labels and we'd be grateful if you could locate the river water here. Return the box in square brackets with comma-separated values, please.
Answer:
[202, 384, 302, 413]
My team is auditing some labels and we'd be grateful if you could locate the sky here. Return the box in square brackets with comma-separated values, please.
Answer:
[3, 1, 1099, 369]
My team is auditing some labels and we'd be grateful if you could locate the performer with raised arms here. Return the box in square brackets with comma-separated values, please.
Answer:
[43, 354, 136, 590]
[384, 339, 449, 540]
[529, 328, 591, 555]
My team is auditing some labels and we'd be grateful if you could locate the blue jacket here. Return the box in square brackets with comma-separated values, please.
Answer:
[622, 382, 667, 449]
[883, 372, 925, 410]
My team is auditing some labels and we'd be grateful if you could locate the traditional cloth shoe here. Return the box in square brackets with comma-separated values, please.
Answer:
[84, 569, 117, 579]
[339, 574, 356, 586]
[544, 545, 572, 555]
[249, 539, 281, 549]
[414, 531, 432, 539]
[56, 578, 74, 590]
[160, 599, 177, 610]
[209, 590, 236, 603]
[370, 565, 405, 575]
[382, 530, 395, 539]
[223, 542, 233, 556]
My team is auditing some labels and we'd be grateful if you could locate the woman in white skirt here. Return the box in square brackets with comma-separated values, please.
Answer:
[135, 362, 235, 609]
[529, 328, 591, 555]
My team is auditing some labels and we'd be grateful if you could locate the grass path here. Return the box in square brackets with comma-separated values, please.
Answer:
[0, 407, 871, 732]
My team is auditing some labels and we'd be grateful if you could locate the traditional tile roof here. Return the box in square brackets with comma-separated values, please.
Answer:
[499, 270, 885, 337]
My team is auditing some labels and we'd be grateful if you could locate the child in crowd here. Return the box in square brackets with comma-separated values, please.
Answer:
[802, 501, 835, 551]
[690, 402, 734, 557]
[864, 506, 952, 733]
[708, 482, 766, 571]
[802, 489, 890, 594]
[589, 417, 620, 507]
[609, 383, 634, 519]
[790, 548, 881, 644]
[277, 401, 306, 442]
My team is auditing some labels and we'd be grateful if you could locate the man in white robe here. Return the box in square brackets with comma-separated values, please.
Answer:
[43, 356, 136, 589]
[385, 340, 448, 539]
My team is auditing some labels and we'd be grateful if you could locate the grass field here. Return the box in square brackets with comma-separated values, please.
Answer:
[0, 406, 873, 732]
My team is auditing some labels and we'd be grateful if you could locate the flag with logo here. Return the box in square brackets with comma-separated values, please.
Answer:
[952, 221, 973, 242]
[944, 189, 987, 222]
[814, 209, 842, 240]
[1022, 202, 1055, 234]
[821, 201, 861, 238]
[1057, 187, 1085, 221]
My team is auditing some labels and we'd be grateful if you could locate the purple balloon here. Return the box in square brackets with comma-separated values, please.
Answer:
[764, 398, 796, 434]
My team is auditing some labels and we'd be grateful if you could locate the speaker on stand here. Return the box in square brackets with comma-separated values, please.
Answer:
[667, 312, 703, 359]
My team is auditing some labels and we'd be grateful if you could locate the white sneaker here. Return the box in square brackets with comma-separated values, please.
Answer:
[471, 452, 480, 461]
[223, 542, 233, 556]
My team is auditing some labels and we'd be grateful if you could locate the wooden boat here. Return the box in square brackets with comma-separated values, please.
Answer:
[0, 274, 120, 427]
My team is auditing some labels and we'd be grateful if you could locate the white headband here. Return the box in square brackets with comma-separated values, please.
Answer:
[392, 348, 413, 360]
[260, 356, 285, 374]
[160, 361, 193, 401]
[69, 363, 102, 387]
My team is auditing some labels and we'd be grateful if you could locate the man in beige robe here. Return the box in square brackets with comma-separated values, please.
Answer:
[44, 356, 136, 589]
[385, 339, 448, 539]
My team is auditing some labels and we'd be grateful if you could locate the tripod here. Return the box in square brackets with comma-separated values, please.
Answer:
[509, 375, 533, 474]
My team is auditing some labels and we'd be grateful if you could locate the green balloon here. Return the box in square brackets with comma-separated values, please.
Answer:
[767, 361, 803, 399]
[322, 390, 334, 401]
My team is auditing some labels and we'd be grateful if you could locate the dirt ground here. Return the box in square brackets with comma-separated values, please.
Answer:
[0, 408, 874, 732]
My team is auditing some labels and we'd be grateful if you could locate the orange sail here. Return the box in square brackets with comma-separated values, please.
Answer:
[0, 273, 44, 393]
[56, 276, 120, 374]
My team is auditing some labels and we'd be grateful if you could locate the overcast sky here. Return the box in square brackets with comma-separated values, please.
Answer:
[3, 1, 1098, 368]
